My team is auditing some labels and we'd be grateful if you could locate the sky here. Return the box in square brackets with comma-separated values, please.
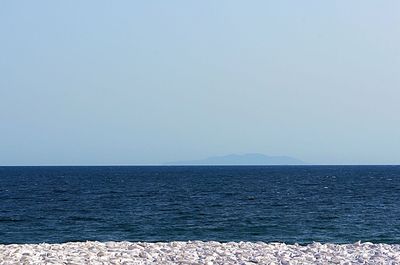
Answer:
[1, 1, 399, 165]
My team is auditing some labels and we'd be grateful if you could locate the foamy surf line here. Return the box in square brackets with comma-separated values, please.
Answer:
[1, 241, 400, 264]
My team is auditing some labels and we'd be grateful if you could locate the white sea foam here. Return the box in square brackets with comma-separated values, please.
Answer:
[1, 241, 400, 264]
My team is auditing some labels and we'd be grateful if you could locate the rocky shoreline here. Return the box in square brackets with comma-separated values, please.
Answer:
[1, 241, 400, 264]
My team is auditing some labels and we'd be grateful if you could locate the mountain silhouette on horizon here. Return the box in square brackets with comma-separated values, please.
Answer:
[166, 153, 305, 165]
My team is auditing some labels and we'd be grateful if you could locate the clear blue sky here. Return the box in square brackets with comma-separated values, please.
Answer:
[1, 1, 399, 165]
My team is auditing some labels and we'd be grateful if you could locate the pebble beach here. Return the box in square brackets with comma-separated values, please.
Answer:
[1, 241, 400, 265]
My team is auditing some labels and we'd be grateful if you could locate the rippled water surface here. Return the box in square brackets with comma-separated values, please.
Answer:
[1, 166, 400, 244]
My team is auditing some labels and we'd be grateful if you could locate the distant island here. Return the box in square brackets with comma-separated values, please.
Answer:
[165, 153, 305, 165]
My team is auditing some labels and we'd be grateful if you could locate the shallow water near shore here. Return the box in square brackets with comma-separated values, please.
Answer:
[1, 166, 400, 244]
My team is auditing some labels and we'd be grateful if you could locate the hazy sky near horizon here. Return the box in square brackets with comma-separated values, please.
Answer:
[1, 1, 399, 165]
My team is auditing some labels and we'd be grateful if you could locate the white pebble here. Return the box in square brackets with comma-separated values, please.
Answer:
[0, 241, 399, 264]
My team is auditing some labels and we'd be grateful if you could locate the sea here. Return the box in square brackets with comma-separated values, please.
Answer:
[1, 166, 400, 244]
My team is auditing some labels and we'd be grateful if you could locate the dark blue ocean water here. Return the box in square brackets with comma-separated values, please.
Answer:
[1, 166, 400, 244]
